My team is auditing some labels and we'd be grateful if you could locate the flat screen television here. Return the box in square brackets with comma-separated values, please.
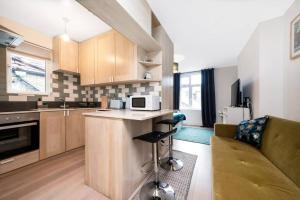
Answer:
[231, 79, 241, 107]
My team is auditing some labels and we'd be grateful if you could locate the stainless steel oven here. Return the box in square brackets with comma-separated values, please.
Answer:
[0, 112, 39, 160]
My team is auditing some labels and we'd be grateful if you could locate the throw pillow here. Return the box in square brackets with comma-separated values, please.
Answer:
[236, 116, 269, 148]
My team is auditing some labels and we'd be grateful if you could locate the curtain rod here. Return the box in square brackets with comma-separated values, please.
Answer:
[177, 68, 214, 74]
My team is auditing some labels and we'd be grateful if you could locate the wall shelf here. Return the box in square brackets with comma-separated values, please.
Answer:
[138, 61, 161, 67]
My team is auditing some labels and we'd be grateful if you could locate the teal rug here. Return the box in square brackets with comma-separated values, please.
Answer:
[173, 126, 214, 145]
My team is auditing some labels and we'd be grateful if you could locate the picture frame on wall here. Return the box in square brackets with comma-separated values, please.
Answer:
[291, 13, 300, 59]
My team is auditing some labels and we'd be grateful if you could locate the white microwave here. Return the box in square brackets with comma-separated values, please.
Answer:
[130, 95, 160, 111]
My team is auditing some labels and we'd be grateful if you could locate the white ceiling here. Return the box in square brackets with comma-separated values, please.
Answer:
[0, 0, 111, 42]
[148, 0, 294, 72]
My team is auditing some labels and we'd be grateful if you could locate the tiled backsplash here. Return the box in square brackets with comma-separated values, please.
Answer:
[84, 82, 161, 102]
[4, 72, 161, 102]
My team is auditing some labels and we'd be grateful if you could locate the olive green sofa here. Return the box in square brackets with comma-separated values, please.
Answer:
[212, 116, 300, 200]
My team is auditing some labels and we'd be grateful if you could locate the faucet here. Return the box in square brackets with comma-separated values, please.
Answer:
[58, 98, 66, 109]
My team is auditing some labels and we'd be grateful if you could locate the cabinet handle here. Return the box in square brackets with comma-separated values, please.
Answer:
[1, 158, 15, 165]
[64, 111, 66, 117]
[67, 110, 70, 116]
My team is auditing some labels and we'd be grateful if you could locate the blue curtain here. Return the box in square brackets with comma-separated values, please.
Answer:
[201, 68, 216, 127]
[173, 73, 180, 110]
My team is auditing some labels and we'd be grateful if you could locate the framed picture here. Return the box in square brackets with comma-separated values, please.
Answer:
[291, 13, 300, 59]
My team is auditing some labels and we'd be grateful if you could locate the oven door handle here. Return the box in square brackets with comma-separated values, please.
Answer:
[0, 122, 38, 131]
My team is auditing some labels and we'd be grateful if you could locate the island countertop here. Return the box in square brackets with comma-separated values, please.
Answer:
[82, 109, 173, 120]
[83, 109, 172, 199]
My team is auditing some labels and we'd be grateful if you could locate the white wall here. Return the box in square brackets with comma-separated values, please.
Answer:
[258, 17, 284, 118]
[238, 0, 300, 121]
[282, 0, 300, 121]
[215, 66, 238, 122]
[238, 18, 285, 118]
[238, 28, 260, 117]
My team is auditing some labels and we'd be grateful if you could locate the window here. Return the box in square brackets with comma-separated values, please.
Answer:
[7, 52, 47, 95]
[180, 72, 201, 110]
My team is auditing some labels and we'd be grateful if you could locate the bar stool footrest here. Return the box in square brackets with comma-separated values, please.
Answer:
[139, 181, 175, 200]
[160, 157, 184, 171]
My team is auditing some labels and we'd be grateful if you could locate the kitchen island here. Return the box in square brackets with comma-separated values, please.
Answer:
[83, 109, 173, 200]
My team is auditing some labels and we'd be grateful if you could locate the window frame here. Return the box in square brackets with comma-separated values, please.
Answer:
[6, 50, 51, 95]
[180, 71, 201, 110]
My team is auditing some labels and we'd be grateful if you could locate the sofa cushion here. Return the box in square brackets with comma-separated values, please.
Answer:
[261, 117, 300, 188]
[211, 136, 300, 200]
[235, 116, 268, 148]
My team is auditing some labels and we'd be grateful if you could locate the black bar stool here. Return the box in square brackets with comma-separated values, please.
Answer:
[157, 119, 183, 171]
[133, 129, 177, 200]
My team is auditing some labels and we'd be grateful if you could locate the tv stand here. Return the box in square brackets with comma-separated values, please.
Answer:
[220, 107, 250, 124]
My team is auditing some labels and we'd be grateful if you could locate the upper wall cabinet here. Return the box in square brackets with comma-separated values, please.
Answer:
[78, 30, 162, 86]
[95, 31, 116, 84]
[114, 31, 137, 82]
[53, 36, 79, 74]
[79, 38, 96, 85]
[79, 30, 139, 86]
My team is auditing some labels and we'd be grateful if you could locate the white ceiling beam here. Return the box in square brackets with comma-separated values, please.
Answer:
[76, 0, 161, 51]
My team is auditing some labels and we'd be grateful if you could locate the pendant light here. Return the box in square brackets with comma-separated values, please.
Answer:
[61, 17, 70, 41]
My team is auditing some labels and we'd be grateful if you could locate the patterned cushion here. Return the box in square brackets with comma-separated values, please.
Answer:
[236, 116, 269, 148]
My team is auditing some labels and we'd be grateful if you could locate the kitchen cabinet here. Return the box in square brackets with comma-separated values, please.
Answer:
[95, 31, 115, 84]
[79, 38, 96, 85]
[114, 31, 137, 82]
[53, 36, 79, 73]
[40, 111, 66, 160]
[0, 109, 95, 173]
[66, 110, 86, 151]
[79, 30, 137, 85]
[40, 109, 96, 159]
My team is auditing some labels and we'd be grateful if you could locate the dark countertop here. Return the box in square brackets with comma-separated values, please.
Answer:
[0, 101, 100, 113]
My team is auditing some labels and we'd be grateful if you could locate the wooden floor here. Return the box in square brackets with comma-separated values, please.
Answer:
[173, 140, 212, 200]
[0, 140, 211, 200]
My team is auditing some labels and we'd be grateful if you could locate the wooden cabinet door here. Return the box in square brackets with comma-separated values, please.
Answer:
[65, 109, 96, 151]
[95, 31, 115, 84]
[60, 39, 78, 73]
[65, 110, 85, 151]
[114, 32, 137, 82]
[40, 111, 66, 159]
[79, 38, 96, 85]
[53, 37, 78, 73]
